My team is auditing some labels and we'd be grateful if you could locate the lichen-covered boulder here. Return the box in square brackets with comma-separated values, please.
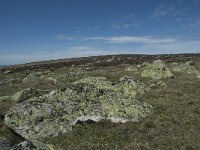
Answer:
[116, 76, 145, 97]
[5, 80, 153, 141]
[11, 88, 50, 103]
[173, 61, 200, 77]
[55, 68, 84, 86]
[76, 76, 145, 97]
[140, 60, 174, 79]
[23, 73, 39, 83]
[75, 76, 113, 91]
[46, 77, 57, 84]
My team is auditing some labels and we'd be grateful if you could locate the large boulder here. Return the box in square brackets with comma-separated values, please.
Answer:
[11, 88, 50, 103]
[173, 61, 200, 77]
[76, 76, 145, 97]
[140, 60, 174, 79]
[116, 76, 145, 97]
[5, 77, 153, 141]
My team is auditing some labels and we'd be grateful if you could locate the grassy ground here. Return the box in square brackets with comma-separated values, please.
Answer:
[0, 54, 200, 149]
[44, 73, 200, 150]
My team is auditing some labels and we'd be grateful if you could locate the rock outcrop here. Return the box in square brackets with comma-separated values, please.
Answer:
[5, 77, 153, 141]
[140, 60, 174, 79]
[173, 61, 200, 77]
[11, 88, 50, 103]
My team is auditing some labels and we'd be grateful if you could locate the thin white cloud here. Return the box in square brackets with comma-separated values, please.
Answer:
[86, 36, 175, 44]
[150, 3, 200, 28]
[54, 34, 72, 40]
[92, 25, 101, 31]
[150, 4, 188, 20]
[111, 13, 140, 29]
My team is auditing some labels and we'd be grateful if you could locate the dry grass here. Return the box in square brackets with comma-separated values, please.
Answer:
[0, 54, 200, 149]
[45, 73, 200, 150]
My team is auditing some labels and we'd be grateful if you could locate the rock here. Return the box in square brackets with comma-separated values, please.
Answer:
[125, 65, 138, 73]
[3, 70, 13, 74]
[11, 141, 36, 150]
[46, 77, 57, 84]
[0, 137, 12, 150]
[146, 81, 167, 91]
[117, 76, 145, 97]
[0, 80, 4, 85]
[105, 56, 115, 62]
[11, 88, 50, 103]
[23, 73, 39, 83]
[55, 68, 84, 86]
[173, 61, 200, 76]
[75, 76, 113, 91]
[76, 76, 145, 97]
[11, 140, 55, 150]
[5, 77, 153, 141]
[5, 78, 20, 84]
[0, 96, 11, 102]
[140, 60, 174, 79]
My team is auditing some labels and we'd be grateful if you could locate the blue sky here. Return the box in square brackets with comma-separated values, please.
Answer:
[0, 0, 200, 65]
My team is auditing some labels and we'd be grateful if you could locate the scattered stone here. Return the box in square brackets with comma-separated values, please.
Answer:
[11, 88, 50, 103]
[5, 78, 20, 84]
[146, 81, 167, 91]
[0, 80, 4, 85]
[125, 65, 138, 73]
[105, 56, 115, 62]
[3, 70, 13, 74]
[11, 140, 55, 150]
[55, 68, 84, 85]
[46, 77, 57, 84]
[23, 73, 39, 83]
[40, 75, 46, 79]
[140, 60, 174, 79]
[75, 76, 113, 90]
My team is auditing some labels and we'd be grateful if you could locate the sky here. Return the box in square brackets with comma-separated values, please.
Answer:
[0, 0, 200, 65]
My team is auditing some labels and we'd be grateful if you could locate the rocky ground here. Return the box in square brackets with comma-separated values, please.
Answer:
[0, 54, 200, 150]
